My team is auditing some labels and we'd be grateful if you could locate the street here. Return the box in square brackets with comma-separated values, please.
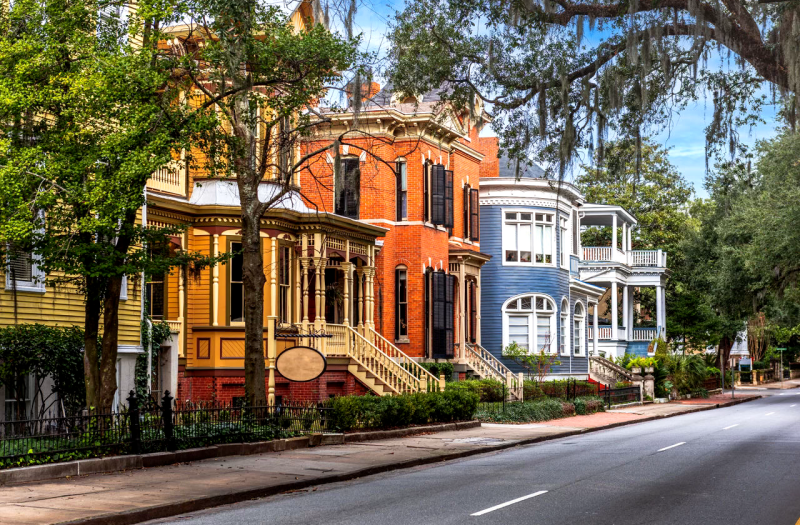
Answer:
[152, 392, 800, 525]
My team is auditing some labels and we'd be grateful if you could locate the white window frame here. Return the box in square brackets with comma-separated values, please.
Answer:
[560, 298, 569, 356]
[502, 209, 556, 267]
[574, 301, 586, 356]
[502, 293, 557, 355]
[5, 246, 45, 294]
[560, 216, 569, 269]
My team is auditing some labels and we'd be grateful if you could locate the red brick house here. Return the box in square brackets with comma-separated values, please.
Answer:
[300, 84, 512, 379]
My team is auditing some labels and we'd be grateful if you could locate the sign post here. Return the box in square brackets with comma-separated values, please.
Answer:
[777, 347, 787, 386]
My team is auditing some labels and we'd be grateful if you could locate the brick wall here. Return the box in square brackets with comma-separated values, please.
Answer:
[300, 132, 489, 358]
[476, 137, 499, 178]
[177, 370, 369, 404]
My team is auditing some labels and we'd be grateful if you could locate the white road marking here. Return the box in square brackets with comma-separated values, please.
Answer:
[470, 491, 549, 516]
[723, 424, 739, 430]
[791, 405, 797, 408]
[657, 442, 686, 452]
[765, 412, 775, 416]
[779, 394, 786, 396]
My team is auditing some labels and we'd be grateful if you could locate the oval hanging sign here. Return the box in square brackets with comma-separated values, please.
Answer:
[276, 346, 327, 382]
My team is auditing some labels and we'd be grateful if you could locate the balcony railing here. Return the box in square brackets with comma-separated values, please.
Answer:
[631, 327, 657, 341]
[147, 160, 187, 197]
[582, 247, 667, 267]
[588, 326, 613, 340]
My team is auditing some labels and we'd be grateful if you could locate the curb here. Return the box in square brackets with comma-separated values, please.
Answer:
[54, 397, 761, 525]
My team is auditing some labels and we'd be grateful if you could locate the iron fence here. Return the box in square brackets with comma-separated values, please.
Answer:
[598, 385, 641, 408]
[477, 379, 602, 413]
[0, 391, 331, 468]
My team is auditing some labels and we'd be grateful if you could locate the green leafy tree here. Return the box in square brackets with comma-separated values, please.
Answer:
[0, 0, 213, 408]
[177, 0, 362, 405]
[504, 342, 561, 384]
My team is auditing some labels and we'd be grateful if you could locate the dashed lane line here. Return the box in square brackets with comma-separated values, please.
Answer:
[470, 491, 549, 516]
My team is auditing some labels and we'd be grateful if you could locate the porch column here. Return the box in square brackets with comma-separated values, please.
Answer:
[458, 258, 466, 361]
[342, 262, 352, 326]
[267, 238, 278, 406]
[627, 225, 633, 251]
[317, 258, 327, 329]
[293, 248, 301, 325]
[211, 234, 220, 326]
[611, 281, 619, 340]
[301, 258, 310, 328]
[622, 284, 629, 340]
[365, 267, 375, 329]
[622, 223, 627, 253]
[656, 285, 664, 337]
[476, 269, 482, 345]
[628, 286, 635, 341]
[612, 214, 618, 252]
[592, 301, 599, 353]
[356, 266, 364, 329]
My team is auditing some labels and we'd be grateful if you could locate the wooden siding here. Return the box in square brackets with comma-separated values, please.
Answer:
[0, 272, 142, 346]
[479, 205, 589, 375]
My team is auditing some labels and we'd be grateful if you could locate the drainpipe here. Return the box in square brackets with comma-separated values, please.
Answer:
[142, 187, 150, 395]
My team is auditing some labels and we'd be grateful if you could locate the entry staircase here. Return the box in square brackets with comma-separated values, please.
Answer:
[464, 343, 523, 400]
[588, 356, 636, 387]
[308, 324, 441, 396]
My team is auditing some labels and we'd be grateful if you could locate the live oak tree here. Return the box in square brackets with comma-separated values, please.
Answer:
[388, 0, 794, 175]
[174, 0, 360, 405]
[0, 0, 212, 409]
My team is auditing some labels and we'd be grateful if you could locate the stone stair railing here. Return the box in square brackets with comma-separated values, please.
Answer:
[589, 356, 636, 386]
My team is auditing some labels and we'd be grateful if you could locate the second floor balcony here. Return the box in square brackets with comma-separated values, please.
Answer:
[582, 247, 667, 268]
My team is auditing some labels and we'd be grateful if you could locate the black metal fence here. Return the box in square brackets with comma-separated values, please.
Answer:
[0, 391, 331, 468]
[477, 379, 604, 413]
[598, 385, 641, 408]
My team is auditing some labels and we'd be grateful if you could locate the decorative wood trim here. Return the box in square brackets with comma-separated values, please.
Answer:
[197, 338, 211, 359]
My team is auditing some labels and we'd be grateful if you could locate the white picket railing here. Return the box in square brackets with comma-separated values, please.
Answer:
[583, 246, 612, 262]
[630, 250, 666, 267]
[631, 327, 657, 341]
[148, 160, 187, 196]
[588, 326, 614, 340]
[366, 327, 440, 393]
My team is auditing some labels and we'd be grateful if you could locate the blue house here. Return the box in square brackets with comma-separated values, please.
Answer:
[469, 167, 669, 381]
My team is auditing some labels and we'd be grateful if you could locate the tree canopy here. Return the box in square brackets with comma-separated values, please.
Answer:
[388, 0, 789, 176]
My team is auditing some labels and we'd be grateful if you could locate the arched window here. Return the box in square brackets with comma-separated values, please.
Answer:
[574, 301, 586, 356]
[560, 298, 569, 355]
[503, 294, 556, 354]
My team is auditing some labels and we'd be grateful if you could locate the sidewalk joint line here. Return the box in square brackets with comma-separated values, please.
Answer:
[657, 442, 686, 452]
[470, 490, 548, 516]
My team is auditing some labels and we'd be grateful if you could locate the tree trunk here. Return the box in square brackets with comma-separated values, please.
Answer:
[718, 335, 733, 369]
[83, 278, 102, 409]
[239, 185, 268, 406]
[99, 275, 123, 409]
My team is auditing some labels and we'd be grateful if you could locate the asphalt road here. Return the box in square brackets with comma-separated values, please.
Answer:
[152, 392, 800, 525]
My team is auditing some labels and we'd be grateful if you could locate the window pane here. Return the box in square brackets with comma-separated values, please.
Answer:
[508, 315, 529, 349]
[231, 284, 243, 322]
[537, 315, 551, 351]
[505, 212, 517, 220]
[542, 225, 553, 256]
[519, 224, 531, 264]
[520, 213, 531, 221]
[535, 213, 544, 221]
[534, 225, 543, 262]
[520, 297, 531, 310]
[507, 300, 518, 310]
[535, 297, 544, 310]
[504, 222, 518, 261]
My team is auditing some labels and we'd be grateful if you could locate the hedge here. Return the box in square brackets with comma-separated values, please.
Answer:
[445, 378, 504, 402]
[327, 389, 479, 432]
[475, 396, 604, 423]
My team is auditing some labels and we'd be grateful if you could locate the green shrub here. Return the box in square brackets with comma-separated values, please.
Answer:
[328, 389, 479, 431]
[523, 380, 543, 400]
[446, 378, 504, 402]
[417, 361, 455, 381]
[476, 396, 604, 423]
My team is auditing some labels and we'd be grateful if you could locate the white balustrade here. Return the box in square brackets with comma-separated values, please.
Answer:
[148, 160, 187, 196]
[631, 328, 657, 341]
[583, 246, 612, 261]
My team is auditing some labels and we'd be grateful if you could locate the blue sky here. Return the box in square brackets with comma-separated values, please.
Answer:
[341, 0, 782, 198]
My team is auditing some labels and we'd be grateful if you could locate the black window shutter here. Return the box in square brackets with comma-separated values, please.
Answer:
[470, 188, 480, 241]
[463, 184, 470, 239]
[431, 165, 445, 225]
[444, 170, 454, 229]
[469, 281, 477, 343]
[424, 269, 430, 357]
[423, 163, 429, 222]
[445, 274, 455, 358]
[432, 271, 446, 357]
[396, 162, 402, 222]
[346, 160, 360, 219]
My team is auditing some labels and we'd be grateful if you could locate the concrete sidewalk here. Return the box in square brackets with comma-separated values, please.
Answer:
[0, 396, 760, 525]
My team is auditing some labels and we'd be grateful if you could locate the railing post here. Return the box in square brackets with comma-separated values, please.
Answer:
[162, 390, 176, 452]
[127, 390, 141, 455]
[439, 374, 445, 392]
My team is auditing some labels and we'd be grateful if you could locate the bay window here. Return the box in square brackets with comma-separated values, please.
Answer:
[504, 211, 555, 265]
